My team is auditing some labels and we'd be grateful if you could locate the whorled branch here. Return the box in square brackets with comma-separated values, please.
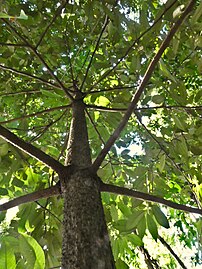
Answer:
[91, 0, 195, 173]
[0, 185, 60, 212]
[100, 183, 202, 215]
[0, 125, 64, 173]
[1, 180, 201, 215]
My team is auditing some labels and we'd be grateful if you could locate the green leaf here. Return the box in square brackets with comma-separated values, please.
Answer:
[152, 205, 170, 228]
[19, 234, 45, 269]
[126, 211, 144, 231]
[152, 95, 164, 104]
[95, 96, 110, 107]
[159, 60, 176, 82]
[157, 153, 166, 173]
[115, 258, 129, 269]
[126, 233, 143, 247]
[0, 143, 9, 156]
[191, 1, 202, 24]
[137, 214, 146, 239]
[146, 214, 158, 241]
[173, 115, 187, 131]
[0, 10, 28, 20]
[0, 239, 16, 269]
[110, 204, 118, 221]
[0, 187, 8, 195]
[0, 12, 15, 19]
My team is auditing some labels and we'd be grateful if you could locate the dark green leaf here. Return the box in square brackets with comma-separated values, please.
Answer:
[146, 214, 158, 241]
[152, 205, 170, 229]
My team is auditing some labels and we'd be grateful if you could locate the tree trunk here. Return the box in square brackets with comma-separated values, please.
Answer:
[61, 92, 115, 268]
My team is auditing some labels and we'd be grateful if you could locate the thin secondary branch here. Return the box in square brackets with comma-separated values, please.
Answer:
[36, 1, 67, 48]
[100, 183, 202, 215]
[0, 125, 64, 173]
[158, 235, 187, 269]
[135, 111, 201, 208]
[87, 104, 202, 113]
[0, 64, 61, 90]
[2, 19, 74, 100]
[91, 0, 195, 172]
[0, 42, 28, 47]
[79, 15, 109, 92]
[0, 185, 60, 212]
[88, 0, 178, 91]
[85, 85, 136, 95]
[0, 104, 71, 124]
[139, 245, 159, 269]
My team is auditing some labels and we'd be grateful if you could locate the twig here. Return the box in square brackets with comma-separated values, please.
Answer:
[135, 111, 201, 208]
[0, 185, 60, 212]
[35, 201, 62, 223]
[0, 42, 28, 47]
[85, 85, 136, 95]
[89, 0, 179, 91]
[0, 104, 71, 124]
[0, 125, 64, 173]
[158, 235, 187, 269]
[100, 183, 202, 215]
[79, 15, 109, 92]
[29, 109, 68, 142]
[36, 1, 67, 48]
[91, 0, 195, 172]
[0, 64, 61, 90]
[2, 19, 74, 100]
[87, 104, 202, 113]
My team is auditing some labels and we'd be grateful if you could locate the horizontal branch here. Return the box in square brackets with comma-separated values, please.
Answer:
[0, 125, 64, 173]
[100, 183, 202, 215]
[91, 0, 195, 173]
[0, 104, 71, 124]
[87, 104, 202, 113]
[0, 42, 28, 47]
[0, 185, 60, 212]
[2, 19, 74, 100]
[0, 64, 61, 90]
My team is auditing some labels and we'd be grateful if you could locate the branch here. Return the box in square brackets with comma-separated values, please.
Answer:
[79, 0, 118, 92]
[0, 185, 60, 212]
[87, 104, 202, 113]
[91, 0, 195, 172]
[89, 0, 178, 91]
[2, 19, 74, 100]
[85, 85, 136, 95]
[139, 245, 159, 269]
[135, 111, 201, 208]
[36, 1, 67, 48]
[0, 104, 71, 124]
[0, 125, 64, 173]
[0, 42, 28, 47]
[79, 15, 109, 92]
[0, 64, 62, 90]
[100, 183, 202, 215]
[158, 235, 187, 269]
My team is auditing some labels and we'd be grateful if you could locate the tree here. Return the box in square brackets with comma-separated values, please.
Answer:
[0, 0, 201, 268]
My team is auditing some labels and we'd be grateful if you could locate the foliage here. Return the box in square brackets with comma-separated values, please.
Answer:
[0, 0, 201, 268]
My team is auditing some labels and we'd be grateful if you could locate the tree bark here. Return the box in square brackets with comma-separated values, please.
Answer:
[61, 92, 115, 268]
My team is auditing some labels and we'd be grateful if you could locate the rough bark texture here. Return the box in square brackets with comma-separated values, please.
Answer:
[65, 97, 91, 168]
[62, 169, 115, 269]
[61, 93, 115, 268]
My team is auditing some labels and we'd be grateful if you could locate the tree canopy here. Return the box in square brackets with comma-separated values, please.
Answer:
[0, 0, 202, 268]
